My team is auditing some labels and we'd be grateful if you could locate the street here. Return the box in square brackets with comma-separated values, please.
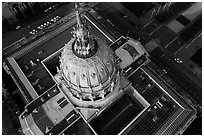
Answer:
[3, 3, 75, 49]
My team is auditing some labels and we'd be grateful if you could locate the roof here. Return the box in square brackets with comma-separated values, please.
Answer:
[182, 2, 202, 21]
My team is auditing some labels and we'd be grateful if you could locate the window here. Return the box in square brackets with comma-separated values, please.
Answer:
[57, 97, 65, 104]
[59, 100, 69, 108]
[57, 97, 68, 108]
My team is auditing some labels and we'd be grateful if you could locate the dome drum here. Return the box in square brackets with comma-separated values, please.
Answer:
[61, 70, 120, 103]
[62, 67, 117, 90]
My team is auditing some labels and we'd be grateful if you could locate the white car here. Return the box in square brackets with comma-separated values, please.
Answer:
[16, 25, 21, 30]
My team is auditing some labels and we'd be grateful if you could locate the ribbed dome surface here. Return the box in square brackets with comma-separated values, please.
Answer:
[59, 36, 119, 102]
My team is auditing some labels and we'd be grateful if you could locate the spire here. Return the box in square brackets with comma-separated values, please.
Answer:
[72, 3, 98, 59]
[74, 3, 84, 42]
[75, 3, 82, 30]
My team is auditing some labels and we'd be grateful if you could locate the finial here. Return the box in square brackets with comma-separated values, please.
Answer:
[72, 3, 98, 58]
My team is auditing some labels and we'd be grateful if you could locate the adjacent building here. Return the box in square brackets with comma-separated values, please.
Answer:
[2, 2, 57, 25]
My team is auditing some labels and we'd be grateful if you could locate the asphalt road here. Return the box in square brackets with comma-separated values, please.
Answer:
[2, 3, 75, 49]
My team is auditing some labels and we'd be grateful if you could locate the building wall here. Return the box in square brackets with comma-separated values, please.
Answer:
[2, 2, 17, 25]
[2, 2, 54, 26]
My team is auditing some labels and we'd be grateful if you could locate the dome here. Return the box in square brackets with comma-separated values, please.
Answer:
[59, 36, 120, 104]
[60, 38, 118, 101]
[58, 4, 120, 108]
